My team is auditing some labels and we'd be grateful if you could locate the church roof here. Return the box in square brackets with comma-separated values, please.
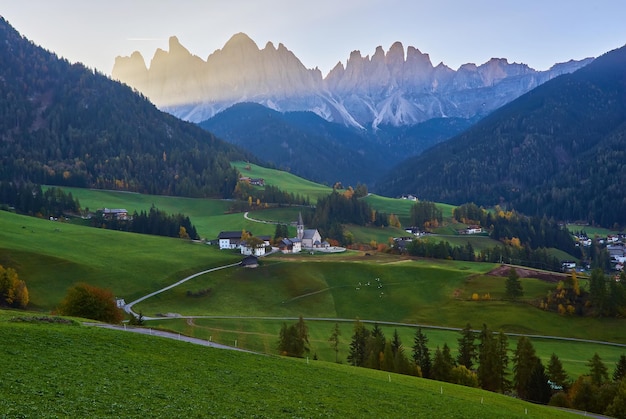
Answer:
[302, 229, 319, 239]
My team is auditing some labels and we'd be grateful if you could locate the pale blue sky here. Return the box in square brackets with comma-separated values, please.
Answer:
[1, 0, 625, 76]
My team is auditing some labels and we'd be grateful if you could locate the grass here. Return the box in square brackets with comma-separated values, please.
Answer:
[0, 309, 577, 418]
[232, 161, 333, 204]
[0, 210, 242, 310]
[147, 317, 626, 381]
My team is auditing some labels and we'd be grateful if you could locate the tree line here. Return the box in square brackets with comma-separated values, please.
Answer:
[91, 205, 199, 240]
[0, 182, 80, 217]
[282, 318, 626, 414]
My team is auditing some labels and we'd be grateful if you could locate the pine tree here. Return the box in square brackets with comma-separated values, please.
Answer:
[547, 353, 569, 390]
[431, 343, 455, 383]
[588, 352, 609, 385]
[505, 267, 524, 300]
[513, 336, 539, 400]
[527, 359, 551, 404]
[328, 322, 341, 363]
[456, 323, 477, 369]
[347, 319, 370, 367]
[412, 327, 431, 378]
[614, 354, 626, 382]
[478, 324, 499, 391]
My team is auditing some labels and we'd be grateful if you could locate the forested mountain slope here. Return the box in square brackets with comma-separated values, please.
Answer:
[378, 44, 626, 227]
[0, 18, 250, 198]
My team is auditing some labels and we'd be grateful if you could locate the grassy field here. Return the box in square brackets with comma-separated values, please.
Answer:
[146, 317, 626, 380]
[0, 310, 577, 418]
[0, 210, 242, 310]
[232, 161, 333, 204]
[46, 186, 278, 239]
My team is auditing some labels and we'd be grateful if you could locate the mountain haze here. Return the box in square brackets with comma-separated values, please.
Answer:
[378, 44, 626, 227]
[0, 18, 250, 198]
[113, 34, 592, 129]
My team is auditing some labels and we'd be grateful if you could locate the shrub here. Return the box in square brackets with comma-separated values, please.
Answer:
[58, 283, 123, 324]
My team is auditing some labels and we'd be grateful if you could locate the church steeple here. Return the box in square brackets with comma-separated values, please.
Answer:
[297, 212, 304, 240]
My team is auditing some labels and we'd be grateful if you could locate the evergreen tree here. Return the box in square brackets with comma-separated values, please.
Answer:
[527, 359, 552, 404]
[391, 329, 402, 357]
[547, 353, 570, 391]
[431, 343, 455, 382]
[478, 325, 508, 392]
[328, 322, 341, 363]
[588, 352, 609, 386]
[365, 323, 386, 369]
[589, 268, 608, 315]
[412, 327, 431, 378]
[614, 354, 626, 382]
[496, 331, 510, 393]
[347, 319, 370, 367]
[505, 267, 524, 300]
[513, 336, 539, 400]
[456, 323, 477, 369]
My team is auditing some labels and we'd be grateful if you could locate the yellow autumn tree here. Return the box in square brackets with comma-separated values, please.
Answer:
[0, 264, 29, 309]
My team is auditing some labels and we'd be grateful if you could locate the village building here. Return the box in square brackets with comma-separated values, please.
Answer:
[240, 235, 271, 257]
[279, 237, 302, 254]
[101, 208, 129, 220]
[241, 255, 259, 268]
[297, 213, 323, 248]
[217, 231, 250, 250]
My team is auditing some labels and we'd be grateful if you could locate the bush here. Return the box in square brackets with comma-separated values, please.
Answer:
[58, 283, 123, 324]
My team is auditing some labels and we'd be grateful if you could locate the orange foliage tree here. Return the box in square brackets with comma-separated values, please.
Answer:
[58, 283, 123, 323]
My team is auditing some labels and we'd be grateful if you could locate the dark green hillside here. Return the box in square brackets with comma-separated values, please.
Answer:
[199, 102, 384, 186]
[378, 44, 626, 227]
[0, 18, 250, 198]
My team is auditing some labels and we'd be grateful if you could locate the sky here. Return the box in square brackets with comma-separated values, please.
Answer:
[2, 0, 626, 77]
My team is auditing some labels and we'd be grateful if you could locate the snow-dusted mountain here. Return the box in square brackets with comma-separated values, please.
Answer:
[112, 33, 592, 129]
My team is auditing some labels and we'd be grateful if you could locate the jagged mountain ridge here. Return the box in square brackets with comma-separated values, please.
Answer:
[376, 44, 626, 227]
[113, 33, 592, 128]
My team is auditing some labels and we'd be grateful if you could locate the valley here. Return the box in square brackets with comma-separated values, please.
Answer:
[2, 12, 626, 417]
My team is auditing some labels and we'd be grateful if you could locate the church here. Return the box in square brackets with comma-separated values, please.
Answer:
[296, 213, 325, 249]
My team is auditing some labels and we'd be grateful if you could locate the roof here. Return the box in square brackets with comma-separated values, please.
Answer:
[302, 229, 319, 239]
[258, 235, 271, 241]
[218, 231, 248, 239]
[102, 208, 127, 214]
[241, 255, 259, 266]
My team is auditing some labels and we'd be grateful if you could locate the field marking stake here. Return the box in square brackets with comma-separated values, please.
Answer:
[388, 374, 391, 383]
[440, 386, 443, 394]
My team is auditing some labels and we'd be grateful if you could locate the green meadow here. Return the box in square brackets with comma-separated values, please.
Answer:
[0, 210, 241, 310]
[147, 317, 626, 381]
[0, 310, 575, 418]
[232, 161, 333, 203]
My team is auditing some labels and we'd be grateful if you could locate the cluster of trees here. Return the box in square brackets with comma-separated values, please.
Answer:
[91, 205, 199, 240]
[0, 264, 29, 308]
[0, 18, 248, 199]
[277, 316, 310, 358]
[0, 182, 80, 217]
[409, 201, 442, 229]
[308, 191, 391, 244]
[340, 319, 626, 412]
[57, 282, 124, 323]
[542, 269, 626, 317]
[406, 238, 563, 272]
[232, 182, 311, 210]
[346, 320, 418, 376]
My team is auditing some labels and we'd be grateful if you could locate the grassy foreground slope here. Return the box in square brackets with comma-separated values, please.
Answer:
[0, 311, 574, 418]
[0, 211, 241, 310]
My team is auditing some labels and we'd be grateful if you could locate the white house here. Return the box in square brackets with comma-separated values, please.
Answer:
[241, 243, 266, 257]
[217, 231, 247, 250]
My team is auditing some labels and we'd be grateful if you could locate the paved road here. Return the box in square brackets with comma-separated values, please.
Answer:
[123, 263, 241, 318]
[83, 322, 254, 353]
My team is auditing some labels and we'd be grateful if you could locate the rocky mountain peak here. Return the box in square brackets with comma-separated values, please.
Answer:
[112, 34, 594, 128]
